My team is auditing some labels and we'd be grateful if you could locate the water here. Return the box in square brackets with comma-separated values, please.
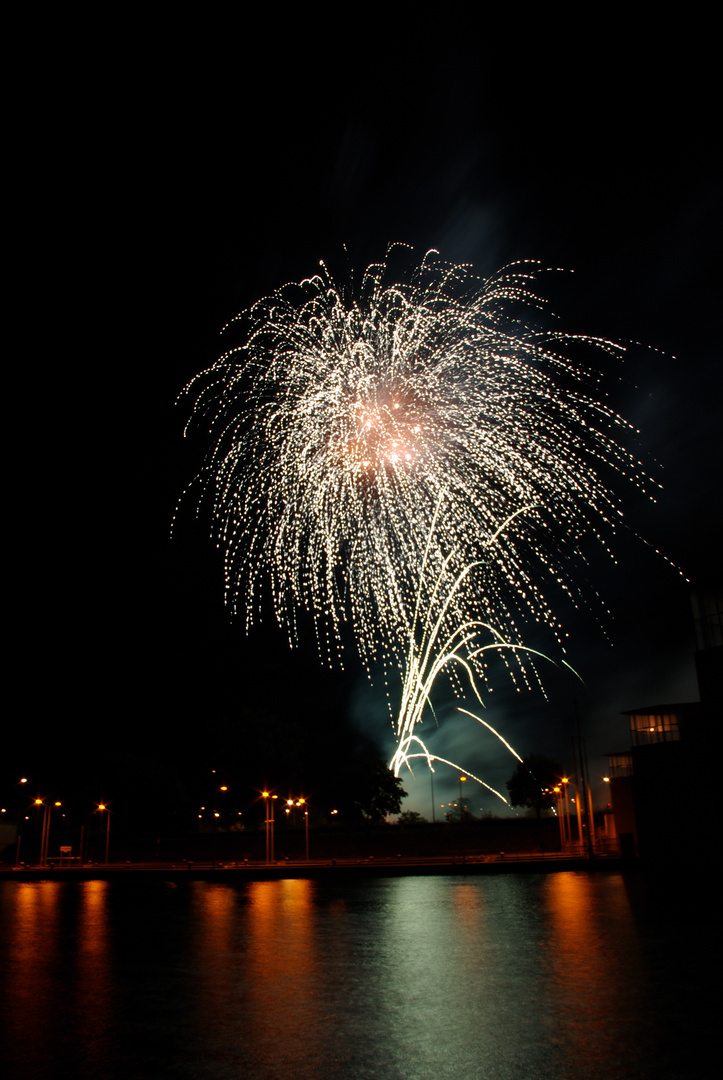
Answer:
[0, 871, 715, 1080]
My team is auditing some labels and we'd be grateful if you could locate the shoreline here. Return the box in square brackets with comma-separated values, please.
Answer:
[1, 852, 626, 882]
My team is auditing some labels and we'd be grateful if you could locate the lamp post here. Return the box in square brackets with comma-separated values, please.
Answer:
[262, 792, 270, 862]
[49, 802, 61, 863]
[560, 777, 571, 850]
[97, 804, 110, 864]
[553, 787, 566, 850]
[285, 797, 310, 860]
[34, 799, 49, 865]
[261, 792, 277, 863]
[298, 798, 309, 861]
[35, 799, 63, 865]
[459, 776, 467, 858]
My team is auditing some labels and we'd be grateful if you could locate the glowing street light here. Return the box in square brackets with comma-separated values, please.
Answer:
[297, 798, 309, 861]
[34, 799, 49, 865]
[553, 786, 566, 849]
[97, 807, 111, 864]
[34, 799, 63, 865]
[559, 777, 572, 849]
[261, 791, 278, 862]
[284, 796, 311, 860]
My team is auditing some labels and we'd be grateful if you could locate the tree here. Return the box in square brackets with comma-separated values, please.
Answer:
[343, 750, 408, 824]
[506, 755, 562, 819]
[396, 810, 428, 825]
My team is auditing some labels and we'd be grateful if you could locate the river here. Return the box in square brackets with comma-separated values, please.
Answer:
[0, 870, 714, 1079]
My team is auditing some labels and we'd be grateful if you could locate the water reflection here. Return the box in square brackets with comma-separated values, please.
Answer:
[0, 873, 714, 1080]
[371, 877, 551, 1076]
[3, 881, 63, 1069]
[188, 879, 331, 1076]
[1, 881, 115, 1079]
[73, 880, 115, 1069]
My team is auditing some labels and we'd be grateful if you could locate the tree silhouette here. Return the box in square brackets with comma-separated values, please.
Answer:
[506, 755, 562, 819]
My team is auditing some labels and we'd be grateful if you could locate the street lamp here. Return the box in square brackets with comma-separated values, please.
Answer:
[553, 786, 566, 850]
[261, 791, 277, 862]
[298, 798, 309, 861]
[97, 804, 111, 864]
[36, 799, 63, 865]
[559, 777, 572, 850]
[34, 799, 49, 865]
[284, 796, 310, 860]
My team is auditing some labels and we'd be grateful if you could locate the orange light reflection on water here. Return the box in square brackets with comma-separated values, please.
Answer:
[541, 871, 648, 1074]
[1, 880, 116, 1076]
[4, 881, 63, 1065]
[189, 879, 331, 1076]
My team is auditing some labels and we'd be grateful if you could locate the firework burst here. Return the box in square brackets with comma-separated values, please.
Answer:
[179, 245, 654, 723]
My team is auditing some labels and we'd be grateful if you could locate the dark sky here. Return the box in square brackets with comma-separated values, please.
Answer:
[8, 18, 720, 820]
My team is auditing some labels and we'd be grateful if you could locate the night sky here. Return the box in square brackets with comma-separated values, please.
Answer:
[8, 19, 720, 823]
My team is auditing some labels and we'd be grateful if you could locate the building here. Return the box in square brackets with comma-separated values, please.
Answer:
[607, 583, 721, 860]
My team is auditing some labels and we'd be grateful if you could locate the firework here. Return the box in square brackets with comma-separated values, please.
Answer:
[180, 246, 651, 695]
[388, 497, 585, 797]
[179, 244, 656, 786]
[389, 500, 532, 792]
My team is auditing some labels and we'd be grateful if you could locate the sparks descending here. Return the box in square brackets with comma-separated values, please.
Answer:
[390, 499, 544, 796]
[179, 245, 656, 781]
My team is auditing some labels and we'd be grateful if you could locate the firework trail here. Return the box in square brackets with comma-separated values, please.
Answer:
[389, 499, 536, 789]
[388, 495, 582, 793]
[180, 245, 654, 772]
